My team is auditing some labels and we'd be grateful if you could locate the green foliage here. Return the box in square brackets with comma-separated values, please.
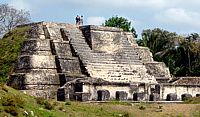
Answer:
[44, 101, 54, 110]
[104, 15, 138, 38]
[35, 97, 54, 110]
[137, 28, 200, 77]
[182, 96, 200, 104]
[65, 101, 71, 105]
[0, 26, 30, 84]
[4, 105, 19, 116]
[35, 97, 46, 105]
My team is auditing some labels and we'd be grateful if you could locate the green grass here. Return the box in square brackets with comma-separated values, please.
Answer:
[182, 96, 200, 104]
[0, 27, 30, 83]
[0, 85, 130, 117]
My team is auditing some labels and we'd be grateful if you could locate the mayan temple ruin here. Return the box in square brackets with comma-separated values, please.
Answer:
[7, 21, 200, 102]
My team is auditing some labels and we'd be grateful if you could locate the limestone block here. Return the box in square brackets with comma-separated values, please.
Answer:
[56, 56, 81, 74]
[181, 93, 192, 101]
[53, 42, 72, 56]
[21, 90, 57, 100]
[144, 62, 171, 77]
[15, 55, 56, 70]
[21, 40, 51, 51]
[23, 22, 46, 39]
[15, 74, 59, 85]
[23, 85, 60, 90]
[15, 69, 57, 74]
[134, 46, 153, 62]
[116, 91, 128, 100]
[166, 93, 177, 101]
[97, 90, 110, 101]
[90, 31, 123, 53]
[20, 51, 52, 56]
[59, 74, 85, 85]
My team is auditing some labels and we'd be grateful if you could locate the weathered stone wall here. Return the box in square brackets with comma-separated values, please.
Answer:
[144, 62, 171, 78]
[80, 25, 124, 53]
[134, 47, 154, 62]
[161, 84, 200, 100]
[8, 22, 85, 100]
[82, 83, 156, 101]
[160, 77, 200, 100]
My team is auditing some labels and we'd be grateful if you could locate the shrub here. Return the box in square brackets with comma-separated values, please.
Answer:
[35, 97, 45, 105]
[14, 95, 25, 108]
[4, 106, 19, 116]
[139, 106, 146, 110]
[11, 83, 19, 90]
[1, 96, 16, 106]
[44, 101, 54, 110]
[58, 107, 63, 111]
[122, 112, 129, 117]
[53, 101, 58, 106]
[65, 101, 71, 105]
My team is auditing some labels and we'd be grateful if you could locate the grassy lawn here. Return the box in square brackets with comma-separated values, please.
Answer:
[0, 84, 200, 117]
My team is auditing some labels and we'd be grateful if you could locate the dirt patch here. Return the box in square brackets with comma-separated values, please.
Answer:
[100, 103, 199, 117]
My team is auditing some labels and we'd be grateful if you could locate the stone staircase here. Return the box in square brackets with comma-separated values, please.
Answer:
[62, 27, 157, 84]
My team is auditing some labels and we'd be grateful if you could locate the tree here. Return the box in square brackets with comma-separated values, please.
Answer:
[175, 33, 200, 76]
[104, 15, 138, 38]
[137, 28, 178, 76]
[0, 4, 31, 36]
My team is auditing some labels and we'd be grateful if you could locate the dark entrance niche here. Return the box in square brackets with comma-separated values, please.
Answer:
[166, 93, 177, 101]
[133, 92, 145, 101]
[57, 88, 65, 101]
[155, 84, 160, 94]
[181, 94, 192, 101]
[75, 83, 83, 92]
[116, 91, 127, 100]
[196, 94, 200, 97]
[59, 74, 66, 87]
[97, 90, 110, 101]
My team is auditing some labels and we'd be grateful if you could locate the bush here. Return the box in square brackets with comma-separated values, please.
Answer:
[35, 97, 45, 105]
[65, 101, 71, 105]
[4, 106, 19, 116]
[1, 96, 16, 106]
[14, 95, 25, 108]
[58, 107, 63, 111]
[11, 83, 19, 90]
[53, 102, 58, 106]
[122, 112, 129, 117]
[44, 101, 54, 110]
[139, 106, 146, 110]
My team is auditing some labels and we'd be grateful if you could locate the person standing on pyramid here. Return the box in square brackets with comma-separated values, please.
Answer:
[75, 15, 80, 25]
[80, 16, 83, 25]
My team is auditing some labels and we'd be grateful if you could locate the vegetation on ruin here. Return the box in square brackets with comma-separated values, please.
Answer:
[0, 84, 199, 117]
[0, 26, 30, 83]
[103, 15, 138, 38]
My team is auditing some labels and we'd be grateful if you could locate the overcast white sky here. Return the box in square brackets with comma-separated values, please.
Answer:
[1, 0, 200, 38]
